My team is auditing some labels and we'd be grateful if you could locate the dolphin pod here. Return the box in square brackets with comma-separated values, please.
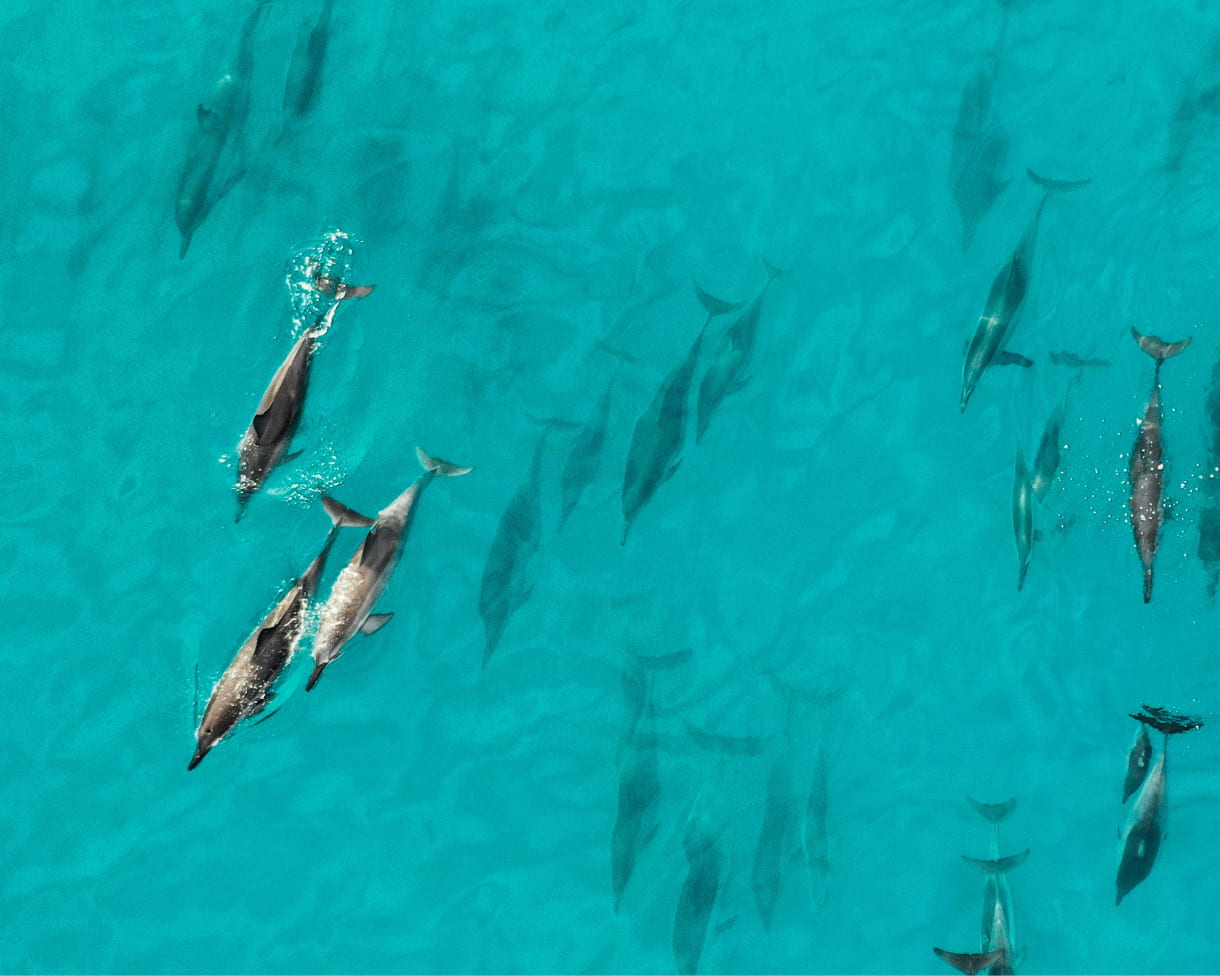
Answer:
[1128, 328, 1191, 603]
[307, 449, 472, 691]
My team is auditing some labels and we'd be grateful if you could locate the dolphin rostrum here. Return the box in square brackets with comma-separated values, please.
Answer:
[175, 0, 268, 258]
[960, 170, 1090, 411]
[189, 497, 369, 770]
[235, 276, 375, 520]
[1012, 443, 1034, 591]
[306, 448, 472, 691]
[1128, 328, 1191, 602]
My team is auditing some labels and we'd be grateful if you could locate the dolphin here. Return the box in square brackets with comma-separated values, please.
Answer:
[479, 432, 547, 668]
[1116, 742, 1166, 905]
[1012, 444, 1034, 591]
[1198, 349, 1220, 598]
[306, 448, 472, 691]
[694, 263, 783, 444]
[235, 279, 374, 521]
[282, 0, 334, 122]
[558, 376, 615, 529]
[610, 663, 661, 912]
[175, 0, 268, 258]
[960, 170, 1090, 411]
[189, 497, 369, 769]
[673, 807, 722, 976]
[934, 949, 1006, 975]
[1122, 723, 1152, 804]
[802, 742, 831, 907]
[621, 285, 739, 544]
[1128, 328, 1191, 603]
[1029, 392, 1069, 501]
[751, 762, 795, 931]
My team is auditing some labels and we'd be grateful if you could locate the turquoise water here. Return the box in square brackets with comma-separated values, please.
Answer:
[8, 0, 1220, 971]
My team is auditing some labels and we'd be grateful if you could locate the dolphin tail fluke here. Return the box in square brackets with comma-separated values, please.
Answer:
[416, 447, 473, 477]
[1026, 168, 1092, 193]
[968, 796, 1016, 823]
[933, 948, 1005, 975]
[760, 257, 788, 281]
[692, 281, 744, 318]
[305, 661, 328, 692]
[1131, 327, 1191, 363]
[962, 848, 1030, 875]
[322, 495, 375, 528]
[315, 275, 376, 301]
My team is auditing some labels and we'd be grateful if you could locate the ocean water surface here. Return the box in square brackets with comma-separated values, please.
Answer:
[7, 0, 1220, 972]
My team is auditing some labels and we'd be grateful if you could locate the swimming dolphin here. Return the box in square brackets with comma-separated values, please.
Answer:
[189, 497, 369, 769]
[175, 0, 268, 258]
[282, 0, 334, 122]
[1012, 444, 1034, 591]
[1116, 742, 1165, 905]
[1029, 392, 1069, 501]
[621, 285, 739, 544]
[1122, 723, 1152, 804]
[559, 376, 615, 529]
[306, 448, 472, 691]
[960, 170, 1090, 411]
[1128, 328, 1191, 603]
[694, 263, 783, 443]
[673, 806, 722, 976]
[235, 278, 375, 520]
[611, 663, 661, 913]
[802, 742, 831, 908]
[479, 432, 547, 668]
[751, 762, 795, 931]
[963, 797, 1026, 975]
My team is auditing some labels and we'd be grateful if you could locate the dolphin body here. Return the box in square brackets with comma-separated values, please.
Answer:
[307, 448, 472, 691]
[559, 377, 615, 529]
[621, 286, 739, 544]
[175, 0, 267, 258]
[1029, 392, 1069, 501]
[189, 498, 368, 770]
[610, 664, 661, 913]
[963, 797, 1027, 975]
[235, 279, 374, 520]
[1116, 743, 1166, 905]
[479, 432, 547, 668]
[282, 0, 334, 122]
[693, 264, 782, 443]
[1012, 444, 1034, 591]
[673, 809, 722, 976]
[960, 170, 1090, 411]
[751, 762, 795, 931]
[1128, 328, 1191, 603]
[1197, 350, 1220, 598]
[949, 47, 1010, 252]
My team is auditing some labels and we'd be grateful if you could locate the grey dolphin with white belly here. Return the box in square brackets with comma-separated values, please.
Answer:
[1128, 328, 1191, 603]
[1116, 744, 1165, 905]
[175, 0, 267, 258]
[189, 498, 369, 769]
[235, 278, 374, 520]
[962, 797, 1026, 975]
[960, 170, 1090, 411]
[306, 448, 471, 691]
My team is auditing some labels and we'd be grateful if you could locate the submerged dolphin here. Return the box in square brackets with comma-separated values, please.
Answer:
[307, 448, 472, 691]
[479, 432, 547, 668]
[1128, 328, 1191, 603]
[1012, 444, 1034, 591]
[189, 498, 368, 769]
[694, 263, 782, 443]
[611, 663, 661, 913]
[751, 762, 795, 931]
[673, 807, 722, 976]
[621, 285, 738, 544]
[282, 0, 334, 122]
[960, 170, 1090, 411]
[1116, 743, 1165, 905]
[1029, 392, 1069, 501]
[235, 279, 375, 520]
[559, 376, 615, 529]
[175, 0, 267, 258]
[963, 797, 1026, 975]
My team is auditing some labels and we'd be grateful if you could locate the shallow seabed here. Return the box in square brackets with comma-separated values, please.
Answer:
[5, 0, 1220, 973]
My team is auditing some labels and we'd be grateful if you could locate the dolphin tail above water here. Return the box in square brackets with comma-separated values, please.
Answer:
[417, 447, 474, 478]
[933, 948, 1005, 975]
